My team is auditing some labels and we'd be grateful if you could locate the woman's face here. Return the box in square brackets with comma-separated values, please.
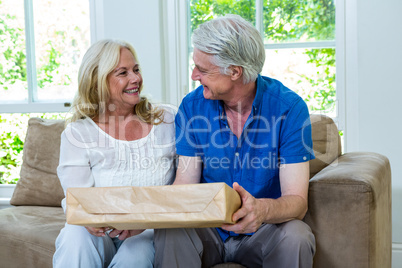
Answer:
[107, 47, 142, 112]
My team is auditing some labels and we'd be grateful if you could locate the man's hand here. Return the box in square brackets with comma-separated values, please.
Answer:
[221, 182, 266, 234]
[222, 162, 310, 234]
[108, 229, 145, 240]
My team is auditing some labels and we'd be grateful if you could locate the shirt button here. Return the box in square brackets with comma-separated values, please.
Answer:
[235, 152, 239, 157]
[303, 156, 307, 160]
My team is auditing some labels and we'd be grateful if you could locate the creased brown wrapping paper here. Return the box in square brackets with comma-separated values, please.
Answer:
[66, 183, 241, 230]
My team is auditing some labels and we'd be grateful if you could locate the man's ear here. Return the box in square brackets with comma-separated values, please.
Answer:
[230, 66, 243, 81]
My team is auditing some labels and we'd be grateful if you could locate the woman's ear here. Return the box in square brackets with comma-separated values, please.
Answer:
[230, 65, 243, 81]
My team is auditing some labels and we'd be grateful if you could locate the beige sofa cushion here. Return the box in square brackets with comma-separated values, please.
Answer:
[0, 206, 65, 268]
[10, 118, 65, 206]
[309, 114, 342, 178]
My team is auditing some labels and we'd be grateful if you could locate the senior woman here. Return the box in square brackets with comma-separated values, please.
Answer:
[53, 39, 176, 267]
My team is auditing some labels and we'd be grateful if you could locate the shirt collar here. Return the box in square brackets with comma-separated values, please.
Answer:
[218, 100, 225, 120]
[251, 74, 264, 114]
[217, 74, 264, 119]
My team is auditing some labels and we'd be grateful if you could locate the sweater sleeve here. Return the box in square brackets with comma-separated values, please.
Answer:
[57, 122, 94, 212]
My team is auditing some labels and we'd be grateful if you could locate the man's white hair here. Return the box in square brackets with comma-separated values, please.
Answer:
[192, 14, 265, 84]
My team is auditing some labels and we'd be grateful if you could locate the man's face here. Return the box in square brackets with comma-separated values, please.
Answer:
[191, 48, 233, 100]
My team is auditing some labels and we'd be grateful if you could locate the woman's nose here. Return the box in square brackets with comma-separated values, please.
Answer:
[129, 72, 141, 83]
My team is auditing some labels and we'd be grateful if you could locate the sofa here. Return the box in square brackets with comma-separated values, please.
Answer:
[0, 115, 392, 268]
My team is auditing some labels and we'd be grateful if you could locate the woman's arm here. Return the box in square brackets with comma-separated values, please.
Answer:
[57, 124, 95, 210]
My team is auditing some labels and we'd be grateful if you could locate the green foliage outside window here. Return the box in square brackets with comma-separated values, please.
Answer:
[37, 41, 62, 89]
[0, 13, 27, 89]
[190, 0, 256, 30]
[0, 128, 23, 184]
[262, 0, 335, 42]
[0, 12, 65, 92]
[0, 113, 66, 184]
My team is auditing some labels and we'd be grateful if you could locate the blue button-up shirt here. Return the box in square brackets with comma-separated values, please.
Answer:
[175, 75, 315, 241]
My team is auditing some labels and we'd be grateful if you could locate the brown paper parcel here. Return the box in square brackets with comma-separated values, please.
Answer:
[66, 183, 241, 230]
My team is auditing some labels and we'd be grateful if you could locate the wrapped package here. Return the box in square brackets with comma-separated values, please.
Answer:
[66, 182, 241, 229]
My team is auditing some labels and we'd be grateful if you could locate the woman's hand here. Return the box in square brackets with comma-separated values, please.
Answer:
[85, 227, 145, 240]
[108, 229, 145, 240]
[85, 226, 112, 237]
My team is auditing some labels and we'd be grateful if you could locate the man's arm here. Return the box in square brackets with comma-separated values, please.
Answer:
[222, 161, 309, 233]
[173, 155, 202, 185]
[276, 161, 309, 220]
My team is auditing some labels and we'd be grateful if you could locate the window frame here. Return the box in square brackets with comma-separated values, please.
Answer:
[161, 0, 190, 107]
[0, 0, 93, 114]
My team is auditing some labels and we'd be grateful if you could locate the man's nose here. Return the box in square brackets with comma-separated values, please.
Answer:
[191, 67, 200, 81]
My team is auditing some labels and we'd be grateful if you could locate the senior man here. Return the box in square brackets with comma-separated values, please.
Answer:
[154, 14, 316, 268]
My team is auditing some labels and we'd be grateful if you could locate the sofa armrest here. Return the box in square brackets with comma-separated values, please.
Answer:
[304, 152, 391, 268]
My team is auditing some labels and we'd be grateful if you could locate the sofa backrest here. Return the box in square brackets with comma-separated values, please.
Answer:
[10, 114, 341, 207]
[309, 114, 342, 178]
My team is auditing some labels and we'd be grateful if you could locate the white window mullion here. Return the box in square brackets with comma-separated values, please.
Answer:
[255, 0, 263, 38]
[162, 0, 189, 105]
[0, 103, 70, 113]
[335, 0, 346, 132]
[89, 0, 104, 43]
[265, 41, 336, 50]
[23, 0, 38, 103]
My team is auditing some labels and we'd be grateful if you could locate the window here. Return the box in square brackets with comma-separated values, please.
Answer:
[0, 0, 90, 183]
[188, 0, 336, 115]
[0, 0, 91, 113]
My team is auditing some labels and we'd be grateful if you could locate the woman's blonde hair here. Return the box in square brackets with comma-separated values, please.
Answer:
[70, 39, 164, 124]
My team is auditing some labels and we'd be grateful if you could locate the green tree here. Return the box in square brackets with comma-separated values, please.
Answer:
[0, 113, 66, 184]
[190, 0, 255, 33]
[302, 48, 335, 111]
[0, 131, 23, 184]
[262, 0, 335, 42]
[0, 13, 27, 89]
[37, 41, 62, 88]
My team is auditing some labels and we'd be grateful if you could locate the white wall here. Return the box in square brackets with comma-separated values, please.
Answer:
[345, 0, 402, 241]
[91, 0, 165, 103]
[344, 0, 402, 265]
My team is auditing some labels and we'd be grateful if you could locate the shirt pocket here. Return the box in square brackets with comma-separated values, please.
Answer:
[244, 148, 279, 185]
